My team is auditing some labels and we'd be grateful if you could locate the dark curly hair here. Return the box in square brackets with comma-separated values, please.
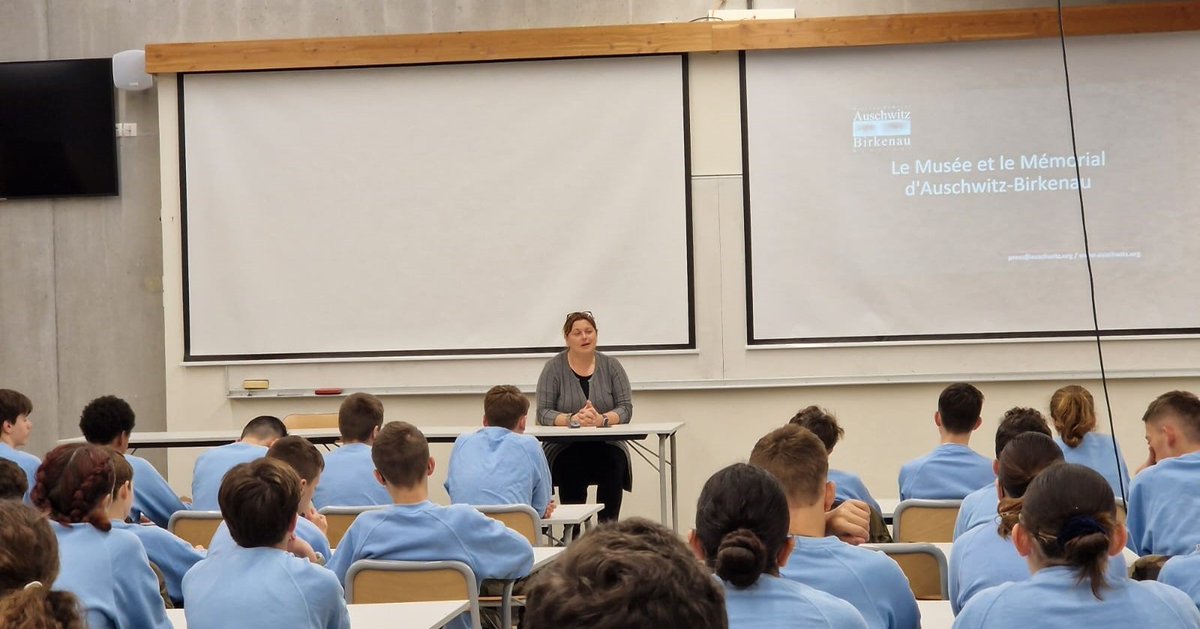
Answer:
[79, 396, 135, 445]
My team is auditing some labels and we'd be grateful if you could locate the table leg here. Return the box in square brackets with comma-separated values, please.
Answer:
[670, 432, 679, 532]
[658, 434, 668, 527]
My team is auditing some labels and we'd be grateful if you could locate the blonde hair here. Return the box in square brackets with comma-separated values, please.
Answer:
[1050, 385, 1096, 448]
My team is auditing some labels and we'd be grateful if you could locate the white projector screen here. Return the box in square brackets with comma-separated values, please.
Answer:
[180, 55, 692, 360]
[743, 33, 1200, 344]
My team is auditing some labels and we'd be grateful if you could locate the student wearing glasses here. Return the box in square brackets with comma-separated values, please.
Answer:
[535, 311, 633, 522]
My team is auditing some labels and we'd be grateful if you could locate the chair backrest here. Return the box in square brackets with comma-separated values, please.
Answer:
[167, 511, 224, 548]
[345, 559, 481, 629]
[865, 542, 949, 600]
[476, 504, 542, 546]
[318, 505, 386, 548]
[282, 413, 339, 430]
[892, 499, 962, 543]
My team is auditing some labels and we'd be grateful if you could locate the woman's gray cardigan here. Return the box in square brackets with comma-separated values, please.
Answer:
[535, 350, 634, 491]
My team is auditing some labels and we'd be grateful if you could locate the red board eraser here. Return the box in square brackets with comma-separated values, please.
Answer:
[314, 388, 344, 396]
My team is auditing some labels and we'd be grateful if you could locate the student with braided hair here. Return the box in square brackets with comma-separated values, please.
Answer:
[690, 463, 866, 629]
[1049, 385, 1130, 497]
[31, 443, 171, 629]
[953, 464, 1200, 628]
[0, 500, 84, 628]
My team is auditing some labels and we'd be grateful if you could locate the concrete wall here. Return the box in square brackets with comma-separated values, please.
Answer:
[1, 0, 1188, 531]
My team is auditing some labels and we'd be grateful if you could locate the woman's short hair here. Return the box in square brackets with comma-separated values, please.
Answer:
[561, 311, 597, 337]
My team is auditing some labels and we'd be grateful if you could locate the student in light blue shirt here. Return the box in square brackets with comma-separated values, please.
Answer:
[950, 432, 1063, 613]
[1127, 390, 1200, 556]
[789, 405, 882, 514]
[446, 385, 555, 517]
[690, 463, 867, 629]
[104, 449, 204, 606]
[79, 395, 188, 528]
[327, 421, 533, 629]
[751, 425, 918, 629]
[1050, 385, 1130, 498]
[182, 458, 350, 629]
[953, 464, 1199, 628]
[32, 443, 170, 629]
[899, 383, 993, 500]
[954, 407, 1053, 540]
[0, 389, 40, 501]
[1158, 547, 1200, 611]
[313, 392, 391, 509]
[191, 415, 286, 510]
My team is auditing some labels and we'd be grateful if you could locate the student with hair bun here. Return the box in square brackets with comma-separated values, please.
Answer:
[0, 500, 84, 628]
[690, 463, 867, 629]
[953, 464, 1200, 628]
[1049, 385, 1129, 497]
[31, 443, 171, 629]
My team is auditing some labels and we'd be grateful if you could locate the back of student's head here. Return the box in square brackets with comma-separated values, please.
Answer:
[0, 500, 85, 629]
[372, 421, 429, 488]
[1141, 390, 1200, 442]
[748, 425, 829, 507]
[525, 518, 727, 629]
[1019, 463, 1118, 598]
[787, 405, 843, 453]
[338, 394, 383, 442]
[219, 458, 301, 548]
[266, 436, 324, 484]
[938, 383, 984, 433]
[695, 463, 790, 589]
[104, 448, 133, 501]
[1050, 385, 1097, 448]
[483, 385, 529, 431]
[996, 433, 1064, 537]
[994, 406, 1052, 458]
[31, 444, 114, 532]
[0, 389, 33, 426]
[78, 395, 135, 445]
[0, 460, 27, 501]
[240, 415, 288, 442]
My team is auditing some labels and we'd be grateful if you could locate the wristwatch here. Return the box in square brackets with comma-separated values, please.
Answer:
[568, 413, 581, 428]
[602, 415, 610, 427]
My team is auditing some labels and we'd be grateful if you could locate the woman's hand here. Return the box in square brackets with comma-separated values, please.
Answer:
[576, 402, 603, 426]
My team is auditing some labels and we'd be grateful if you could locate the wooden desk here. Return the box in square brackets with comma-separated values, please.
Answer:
[60, 422, 685, 531]
[166, 600, 469, 628]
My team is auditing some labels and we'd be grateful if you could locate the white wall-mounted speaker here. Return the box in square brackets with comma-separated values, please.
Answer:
[113, 49, 153, 91]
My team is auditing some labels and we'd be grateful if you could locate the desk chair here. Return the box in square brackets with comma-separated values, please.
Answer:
[476, 504, 544, 546]
[893, 499, 962, 543]
[345, 560, 482, 629]
[866, 543, 949, 600]
[318, 505, 386, 548]
[168, 510, 224, 548]
[282, 413, 339, 430]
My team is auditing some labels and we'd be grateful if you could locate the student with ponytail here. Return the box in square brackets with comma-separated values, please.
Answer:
[31, 444, 171, 629]
[690, 463, 866, 629]
[0, 500, 84, 628]
[953, 464, 1200, 628]
[949, 432, 1067, 613]
[1049, 385, 1130, 496]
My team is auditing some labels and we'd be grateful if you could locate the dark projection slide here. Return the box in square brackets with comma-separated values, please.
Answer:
[743, 33, 1200, 343]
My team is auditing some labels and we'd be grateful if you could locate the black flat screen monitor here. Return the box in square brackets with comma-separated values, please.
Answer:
[0, 58, 118, 199]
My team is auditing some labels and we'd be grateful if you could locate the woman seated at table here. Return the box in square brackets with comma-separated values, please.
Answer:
[536, 311, 632, 522]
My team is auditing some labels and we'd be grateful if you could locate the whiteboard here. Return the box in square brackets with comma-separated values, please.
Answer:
[180, 55, 692, 360]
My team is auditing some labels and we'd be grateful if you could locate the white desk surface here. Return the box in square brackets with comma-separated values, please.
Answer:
[58, 422, 685, 447]
[166, 600, 469, 629]
[532, 546, 567, 571]
[917, 600, 954, 629]
[543, 503, 604, 525]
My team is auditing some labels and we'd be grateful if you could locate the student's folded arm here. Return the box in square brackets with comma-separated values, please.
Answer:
[113, 536, 174, 629]
[468, 517, 535, 580]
